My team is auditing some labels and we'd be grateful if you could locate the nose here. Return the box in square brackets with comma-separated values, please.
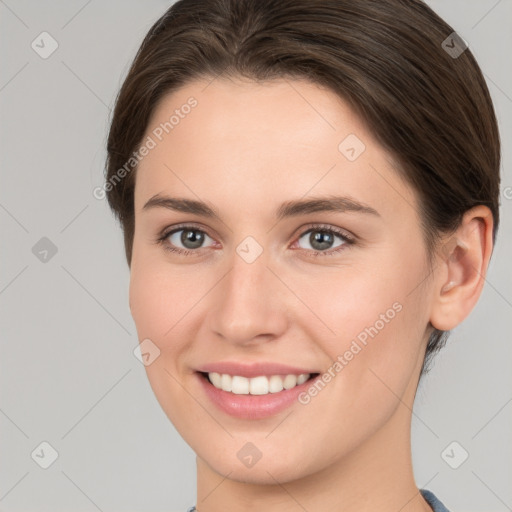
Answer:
[207, 248, 289, 347]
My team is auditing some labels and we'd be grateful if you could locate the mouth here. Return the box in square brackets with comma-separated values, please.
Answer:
[201, 371, 318, 395]
[196, 368, 320, 420]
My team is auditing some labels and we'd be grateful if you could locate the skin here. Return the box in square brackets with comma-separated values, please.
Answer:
[128, 77, 493, 512]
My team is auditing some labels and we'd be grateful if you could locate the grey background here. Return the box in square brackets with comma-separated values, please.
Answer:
[0, 1, 510, 511]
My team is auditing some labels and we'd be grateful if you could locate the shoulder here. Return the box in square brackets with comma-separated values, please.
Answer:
[421, 489, 451, 512]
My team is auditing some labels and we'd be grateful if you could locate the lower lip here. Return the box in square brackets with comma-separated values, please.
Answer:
[197, 373, 318, 420]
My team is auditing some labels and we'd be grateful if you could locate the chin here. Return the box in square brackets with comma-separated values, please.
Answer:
[200, 453, 310, 485]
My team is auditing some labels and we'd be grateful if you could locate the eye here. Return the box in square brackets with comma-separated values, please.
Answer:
[295, 225, 353, 254]
[156, 223, 354, 257]
[158, 226, 215, 254]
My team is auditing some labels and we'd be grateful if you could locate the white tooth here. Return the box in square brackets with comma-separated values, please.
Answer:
[221, 373, 232, 392]
[209, 372, 222, 388]
[212, 373, 307, 394]
[283, 374, 298, 390]
[297, 373, 310, 385]
[269, 375, 284, 393]
[231, 376, 250, 394]
[249, 376, 269, 395]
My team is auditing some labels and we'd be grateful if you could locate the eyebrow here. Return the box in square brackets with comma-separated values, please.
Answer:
[142, 194, 380, 220]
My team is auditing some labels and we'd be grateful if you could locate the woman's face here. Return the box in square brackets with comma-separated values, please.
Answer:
[129, 77, 436, 483]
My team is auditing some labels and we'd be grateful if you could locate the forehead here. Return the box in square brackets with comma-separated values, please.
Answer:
[134, 77, 417, 221]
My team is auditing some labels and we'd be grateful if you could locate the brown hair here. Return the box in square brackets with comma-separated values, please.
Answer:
[105, 0, 500, 371]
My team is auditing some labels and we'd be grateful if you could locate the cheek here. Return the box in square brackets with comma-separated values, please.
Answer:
[294, 250, 430, 393]
[128, 259, 202, 428]
[128, 252, 224, 384]
[281, 262, 429, 463]
[129, 245, 200, 346]
[299, 261, 425, 336]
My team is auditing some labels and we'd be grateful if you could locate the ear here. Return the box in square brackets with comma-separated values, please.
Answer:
[430, 205, 494, 331]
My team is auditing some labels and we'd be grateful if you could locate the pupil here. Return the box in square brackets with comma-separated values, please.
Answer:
[310, 231, 333, 250]
[182, 230, 204, 249]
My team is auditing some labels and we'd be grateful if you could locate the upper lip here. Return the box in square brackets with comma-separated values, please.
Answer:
[197, 361, 318, 378]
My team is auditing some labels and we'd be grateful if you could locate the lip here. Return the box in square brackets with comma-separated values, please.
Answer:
[195, 366, 320, 420]
[197, 361, 317, 378]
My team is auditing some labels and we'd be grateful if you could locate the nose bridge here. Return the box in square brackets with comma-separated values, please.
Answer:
[208, 244, 287, 344]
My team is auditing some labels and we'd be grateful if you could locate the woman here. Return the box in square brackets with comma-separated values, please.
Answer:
[104, 0, 500, 510]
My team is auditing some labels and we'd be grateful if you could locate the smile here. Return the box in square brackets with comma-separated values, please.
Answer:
[196, 364, 320, 420]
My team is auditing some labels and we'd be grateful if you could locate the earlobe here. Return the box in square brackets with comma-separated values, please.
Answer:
[430, 206, 494, 331]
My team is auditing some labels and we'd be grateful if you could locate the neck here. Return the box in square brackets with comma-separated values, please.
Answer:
[195, 396, 432, 512]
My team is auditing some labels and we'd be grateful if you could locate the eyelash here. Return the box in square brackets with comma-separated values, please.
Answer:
[155, 223, 355, 257]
